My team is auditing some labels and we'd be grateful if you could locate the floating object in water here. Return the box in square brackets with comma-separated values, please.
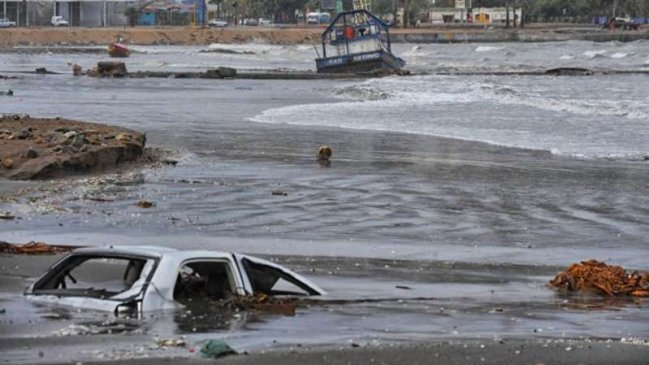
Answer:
[549, 259, 649, 297]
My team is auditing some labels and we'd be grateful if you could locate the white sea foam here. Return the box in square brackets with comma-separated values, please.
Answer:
[250, 74, 649, 160]
[560, 54, 575, 60]
[610, 52, 630, 59]
[475, 46, 504, 52]
[583, 50, 607, 58]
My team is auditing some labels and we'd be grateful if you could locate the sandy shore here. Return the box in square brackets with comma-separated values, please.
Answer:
[33, 340, 649, 365]
[0, 25, 646, 47]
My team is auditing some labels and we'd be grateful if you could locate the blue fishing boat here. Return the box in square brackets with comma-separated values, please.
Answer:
[315, 9, 405, 73]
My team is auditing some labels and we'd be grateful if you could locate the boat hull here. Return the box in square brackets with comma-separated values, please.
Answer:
[108, 43, 130, 58]
[316, 50, 405, 74]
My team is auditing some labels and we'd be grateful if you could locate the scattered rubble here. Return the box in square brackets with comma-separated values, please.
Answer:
[155, 337, 187, 348]
[136, 199, 155, 208]
[210, 293, 300, 316]
[0, 241, 82, 254]
[549, 259, 649, 297]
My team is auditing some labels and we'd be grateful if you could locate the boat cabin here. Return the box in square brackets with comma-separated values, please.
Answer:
[315, 9, 405, 73]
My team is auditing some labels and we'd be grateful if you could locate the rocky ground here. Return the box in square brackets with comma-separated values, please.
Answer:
[0, 115, 146, 180]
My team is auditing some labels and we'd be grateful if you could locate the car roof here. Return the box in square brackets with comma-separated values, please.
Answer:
[71, 245, 235, 261]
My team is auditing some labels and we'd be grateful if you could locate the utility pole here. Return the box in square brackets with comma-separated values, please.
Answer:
[612, 0, 619, 18]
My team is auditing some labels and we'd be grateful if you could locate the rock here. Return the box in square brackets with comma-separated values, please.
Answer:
[205, 67, 237, 79]
[272, 190, 288, 196]
[0, 212, 16, 220]
[205, 69, 222, 79]
[137, 200, 155, 208]
[2, 158, 13, 169]
[96, 61, 127, 77]
[0, 90, 13, 96]
[35, 67, 48, 74]
[217, 66, 237, 78]
[115, 133, 131, 143]
[86, 67, 100, 77]
[545, 67, 593, 76]
[161, 159, 178, 166]
[26, 147, 38, 158]
[17, 128, 32, 140]
[72, 64, 83, 76]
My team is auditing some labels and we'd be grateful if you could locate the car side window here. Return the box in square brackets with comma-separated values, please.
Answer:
[173, 261, 235, 304]
[33, 257, 148, 298]
[241, 258, 315, 296]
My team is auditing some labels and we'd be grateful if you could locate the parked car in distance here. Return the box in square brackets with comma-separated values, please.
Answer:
[208, 18, 228, 27]
[24, 245, 325, 314]
[306, 12, 331, 24]
[0, 18, 16, 27]
[243, 18, 258, 26]
[51, 15, 68, 26]
[258, 18, 272, 26]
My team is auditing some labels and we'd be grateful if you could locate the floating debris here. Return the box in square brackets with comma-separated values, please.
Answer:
[0, 212, 16, 220]
[549, 259, 649, 297]
[199, 339, 236, 359]
[136, 200, 155, 208]
[0, 241, 82, 254]
[317, 145, 333, 161]
[156, 337, 186, 347]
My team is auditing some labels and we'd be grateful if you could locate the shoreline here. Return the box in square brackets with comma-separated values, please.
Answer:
[32, 340, 649, 365]
[0, 25, 647, 47]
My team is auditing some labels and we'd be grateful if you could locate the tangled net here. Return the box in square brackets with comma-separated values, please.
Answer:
[549, 259, 649, 297]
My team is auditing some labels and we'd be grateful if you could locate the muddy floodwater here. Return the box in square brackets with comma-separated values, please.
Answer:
[1, 41, 648, 363]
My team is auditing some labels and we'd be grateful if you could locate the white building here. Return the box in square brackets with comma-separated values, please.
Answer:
[1, 0, 128, 26]
[429, 7, 522, 24]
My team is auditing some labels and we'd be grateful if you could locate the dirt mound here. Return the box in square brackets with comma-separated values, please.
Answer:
[0, 115, 145, 179]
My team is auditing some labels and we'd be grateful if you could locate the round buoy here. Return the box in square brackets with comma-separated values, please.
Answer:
[317, 145, 332, 161]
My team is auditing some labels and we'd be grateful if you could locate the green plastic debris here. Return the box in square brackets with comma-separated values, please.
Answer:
[199, 339, 236, 359]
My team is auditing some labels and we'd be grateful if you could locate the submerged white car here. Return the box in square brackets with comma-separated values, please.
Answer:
[25, 246, 325, 314]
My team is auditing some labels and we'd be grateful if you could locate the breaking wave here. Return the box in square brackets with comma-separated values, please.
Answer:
[475, 46, 505, 52]
[250, 75, 649, 161]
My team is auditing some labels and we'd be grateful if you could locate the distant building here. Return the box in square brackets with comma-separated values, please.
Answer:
[429, 6, 522, 24]
[1, 0, 128, 26]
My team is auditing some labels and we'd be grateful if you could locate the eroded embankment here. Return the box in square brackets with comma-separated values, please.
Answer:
[0, 115, 145, 180]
